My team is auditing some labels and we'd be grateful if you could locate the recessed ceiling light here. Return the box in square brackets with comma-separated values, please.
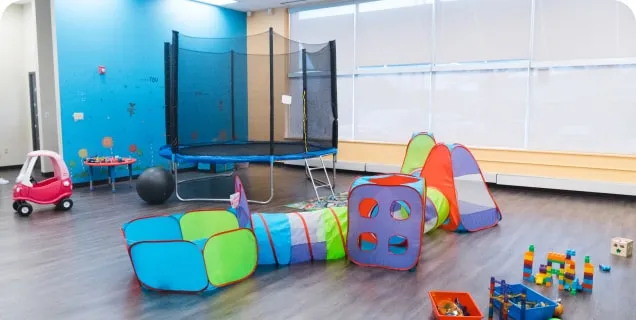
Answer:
[191, 0, 237, 6]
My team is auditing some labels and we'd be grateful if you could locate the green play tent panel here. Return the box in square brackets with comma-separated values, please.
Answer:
[180, 210, 239, 242]
[203, 228, 258, 287]
[400, 132, 436, 175]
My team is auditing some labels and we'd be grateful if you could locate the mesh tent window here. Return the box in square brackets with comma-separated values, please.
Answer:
[163, 28, 338, 158]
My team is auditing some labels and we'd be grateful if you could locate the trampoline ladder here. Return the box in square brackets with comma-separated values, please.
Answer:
[305, 156, 336, 201]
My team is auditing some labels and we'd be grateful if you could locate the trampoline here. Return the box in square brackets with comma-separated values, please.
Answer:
[162, 29, 338, 204]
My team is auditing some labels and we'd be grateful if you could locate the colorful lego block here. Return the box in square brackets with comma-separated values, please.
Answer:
[611, 237, 633, 258]
[523, 246, 593, 295]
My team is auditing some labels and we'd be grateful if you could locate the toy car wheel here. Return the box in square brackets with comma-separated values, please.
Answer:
[17, 203, 33, 217]
[12, 201, 22, 211]
[58, 198, 73, 211]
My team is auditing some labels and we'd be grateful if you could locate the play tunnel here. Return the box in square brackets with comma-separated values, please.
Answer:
[122, 175, 452, 293]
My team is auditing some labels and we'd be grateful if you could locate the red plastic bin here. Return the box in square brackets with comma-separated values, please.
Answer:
[429, 291, 484, 319]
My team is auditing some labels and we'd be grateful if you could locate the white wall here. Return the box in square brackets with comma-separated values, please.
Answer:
[23, 2, 36, 73]
[0, 3, 34, 166]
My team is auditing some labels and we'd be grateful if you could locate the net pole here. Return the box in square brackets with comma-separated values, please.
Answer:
[171, 31, 180, 153]
[163, 42, 171, 146]
[329, 40, 338, 150]
[269, 27, 275, 155]
[302, 48, 308, 152]
[230, 50, 236, 141]
[329, 40, 338, 185]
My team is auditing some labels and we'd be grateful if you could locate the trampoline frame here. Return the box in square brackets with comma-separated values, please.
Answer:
[168, 154, 337, 204]
[163, 28, 339, 204]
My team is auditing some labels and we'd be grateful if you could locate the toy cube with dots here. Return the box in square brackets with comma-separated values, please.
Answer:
[347, 174, 425, 271]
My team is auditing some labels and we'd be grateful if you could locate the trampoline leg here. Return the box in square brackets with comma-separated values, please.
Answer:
[332, 154, 337, 188]
[171, 160, 274, 205]
[248, 160, 275, 205]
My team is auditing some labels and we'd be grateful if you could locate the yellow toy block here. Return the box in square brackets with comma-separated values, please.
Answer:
[535, 274, 545, 285]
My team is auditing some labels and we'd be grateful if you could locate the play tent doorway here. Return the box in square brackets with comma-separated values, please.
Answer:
[421, 143, 502, 232]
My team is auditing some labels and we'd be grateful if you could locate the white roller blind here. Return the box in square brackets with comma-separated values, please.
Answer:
[434, 0, 533, 64]
[430, 70, 528, 148]
[528, 66, 636, 154]
[533, 0, 636, 61]
[287, 1, 636, 156]
[290, 5, 355, 74]
[354, 72, 431, 143]
[355, 0, 434, 67]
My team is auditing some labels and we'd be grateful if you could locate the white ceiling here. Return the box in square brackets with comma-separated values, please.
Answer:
[223, 0, 350, 12]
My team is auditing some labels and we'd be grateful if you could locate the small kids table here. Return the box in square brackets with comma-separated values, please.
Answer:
[84, 157, 136, 192]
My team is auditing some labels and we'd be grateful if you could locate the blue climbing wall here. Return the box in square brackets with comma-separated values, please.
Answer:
[54, 0, 246, 183]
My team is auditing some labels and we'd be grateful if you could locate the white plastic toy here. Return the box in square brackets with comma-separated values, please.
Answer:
[611, 237, 633, 258]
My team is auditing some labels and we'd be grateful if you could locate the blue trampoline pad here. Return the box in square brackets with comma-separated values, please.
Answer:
[159, 142, 337, 164]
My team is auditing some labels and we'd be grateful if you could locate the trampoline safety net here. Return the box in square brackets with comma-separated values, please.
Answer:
[164, 28, 338, 158]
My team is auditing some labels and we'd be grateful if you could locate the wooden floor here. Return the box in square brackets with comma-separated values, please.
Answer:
[0, 165, 635, 320]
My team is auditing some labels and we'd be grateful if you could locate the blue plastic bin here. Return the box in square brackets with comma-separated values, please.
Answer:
[492, 283, 556, 320]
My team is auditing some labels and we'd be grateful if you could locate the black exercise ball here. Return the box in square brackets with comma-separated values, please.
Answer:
[136, 167, 175, 205]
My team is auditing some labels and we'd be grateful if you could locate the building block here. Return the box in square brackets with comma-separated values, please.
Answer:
[522, 245, 593, 295]
[611, 237, 633, 257]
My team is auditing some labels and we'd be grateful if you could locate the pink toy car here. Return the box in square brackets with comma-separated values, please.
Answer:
[12, 150, 74, 217]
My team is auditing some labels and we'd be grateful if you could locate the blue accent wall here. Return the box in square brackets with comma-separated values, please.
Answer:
[54, 0, 247, 183]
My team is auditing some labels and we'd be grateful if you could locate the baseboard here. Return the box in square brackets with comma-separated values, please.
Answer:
[0, 165, 22, 171]
[282, 160, 636, 196]
[281, 159, 366, 172]
[365, 163, 400, 173]
[496, 174, 636, 196]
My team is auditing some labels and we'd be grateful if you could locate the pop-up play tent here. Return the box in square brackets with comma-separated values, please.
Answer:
[420, 143, 502, 232]
[399, 132, 502, 233]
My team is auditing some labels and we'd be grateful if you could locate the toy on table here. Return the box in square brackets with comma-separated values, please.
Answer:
[611, 237, 633, 257]
[489, 277, 557, 320]
[83, 155, 137, 192]
[599, 264, 611, 272]
[85, 155, 126, 163]
[522, 245, 594, 296]
[429, 290, 483, 319]
[12, 150, 74, 217]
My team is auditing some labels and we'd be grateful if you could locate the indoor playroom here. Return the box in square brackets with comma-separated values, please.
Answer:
[1, 0, 635, 319]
